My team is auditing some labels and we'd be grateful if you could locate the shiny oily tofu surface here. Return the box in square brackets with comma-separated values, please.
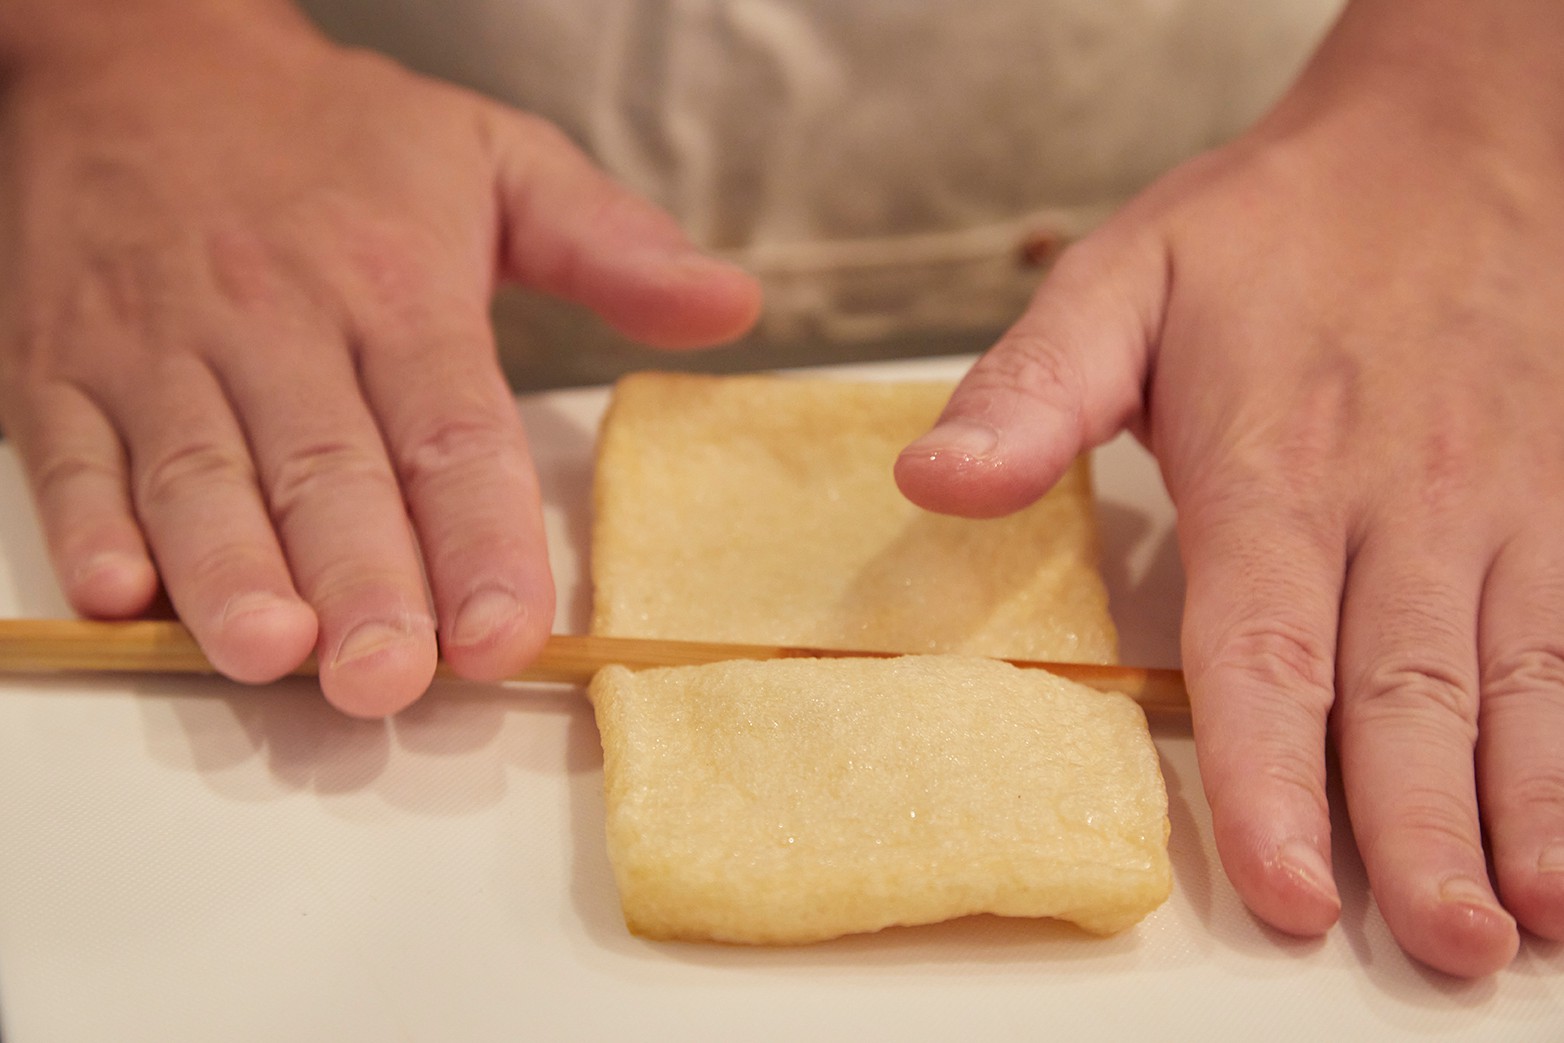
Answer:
[590, 372, 1117, 664]
[589, 655, 1171, 944]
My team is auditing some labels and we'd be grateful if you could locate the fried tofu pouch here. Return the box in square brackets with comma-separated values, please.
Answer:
[589, 372, 1117, 663]
[587, 372, 1169, 943]
[589, 655, 1171, 943]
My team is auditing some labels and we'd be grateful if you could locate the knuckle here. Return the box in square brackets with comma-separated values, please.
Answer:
[1205, 619, 1336, 702]
[30, 447, 121, 499]
[313, 209, 476, 325]
[394, 412, 519, 492]
[202, 226, 286, 315]
[1348, 657, 1479, 738]
[1498, 764, 1564, 822]
[978, 331, 1086, 414]
[1382, 785, 1485, 857]
[359, 240, 437, 308]
[266, 440, 396, 528]
[333, 223, 442, 316]
[1483, 644, 1564, 703]
[1397, 417, 1486, 514]
[1342, 580, 1479, 732]
[136, 439, 255, 507]
[1177, 418, 1348, 530]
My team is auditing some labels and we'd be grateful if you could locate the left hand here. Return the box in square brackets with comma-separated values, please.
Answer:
[896, 0, 1564, 977]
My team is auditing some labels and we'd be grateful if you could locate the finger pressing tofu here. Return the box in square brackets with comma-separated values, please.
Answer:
[590, 372, 1117, 664]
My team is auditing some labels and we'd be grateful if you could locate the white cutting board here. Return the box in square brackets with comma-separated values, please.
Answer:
[0, 357, 1559, 1042]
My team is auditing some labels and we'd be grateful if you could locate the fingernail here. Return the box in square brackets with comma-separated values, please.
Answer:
[450, 588, 522, 649]
[1438, 874, 1510, 921]
[904, 420, 1000, 463]
[1277, 839, 1339, 905]
[74, 550, 129, 584]
[1538, 844, 1564, 875]
[334, 619, 416, 668]
[73, 550, 139, 585]
[221, 590, 296, 625]
[69, 551, 157, 614]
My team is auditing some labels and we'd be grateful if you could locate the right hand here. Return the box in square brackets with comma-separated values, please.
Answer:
[0, 2, 761, 716]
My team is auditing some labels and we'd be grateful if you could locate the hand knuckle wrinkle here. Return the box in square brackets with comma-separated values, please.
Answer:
[1501, 767, 1564, 820]
[397, 415, 511, 489]
[31, 451, 121, 498]
[1354, 659, 1477, 730]
[983, 332, 1085, 411]
[137, 441, 252, 506]
[1484, 646, 1564, 701]
[1219, 623, 1335, 697]
[267, 441, 389, 524]
[1384, 787, 1484, 855]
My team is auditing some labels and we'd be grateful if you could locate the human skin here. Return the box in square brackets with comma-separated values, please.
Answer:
[4, 0, 1560, 983]
[897, 0, 1564, 978]
[0, 0, 762, 717]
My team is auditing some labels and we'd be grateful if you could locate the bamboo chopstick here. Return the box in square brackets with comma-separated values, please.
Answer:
[0, 618, 1187, 712]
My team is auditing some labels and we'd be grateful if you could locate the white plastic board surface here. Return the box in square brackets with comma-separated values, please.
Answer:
[0, 357, 1559, 1042]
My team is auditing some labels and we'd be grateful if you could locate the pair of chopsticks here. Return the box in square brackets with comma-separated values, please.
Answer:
[0, 619, 1188, 713]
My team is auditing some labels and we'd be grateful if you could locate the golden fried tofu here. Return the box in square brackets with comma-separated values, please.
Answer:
[590, 372, 1117, 663]
[590, 654, 1170, 944]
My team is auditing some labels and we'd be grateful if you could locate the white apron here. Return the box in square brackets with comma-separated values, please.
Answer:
[296, 0, 1344, 386]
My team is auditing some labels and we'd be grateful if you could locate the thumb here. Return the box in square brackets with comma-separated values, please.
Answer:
[491, 109, 762, 349]
[895, 230, 1166, 517]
